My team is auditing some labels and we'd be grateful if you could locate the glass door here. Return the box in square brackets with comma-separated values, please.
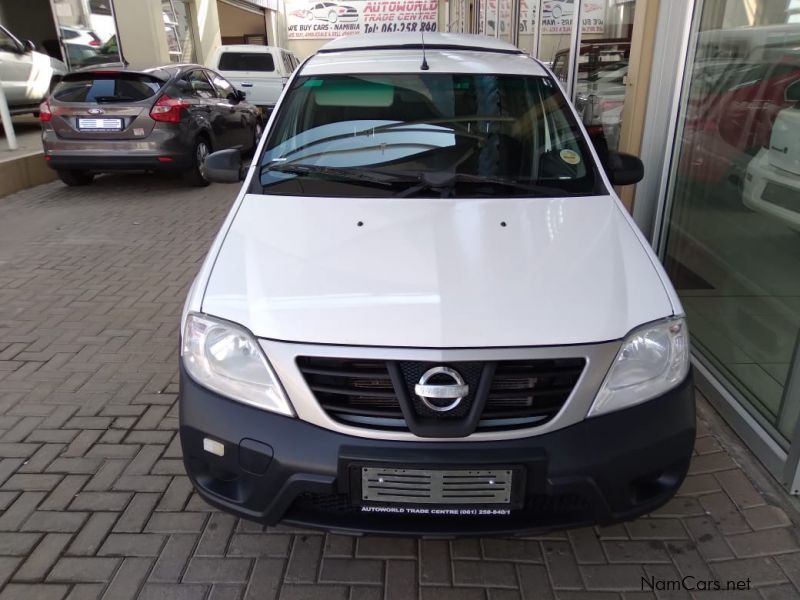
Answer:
[660, 0, 800, 459]
[572, 0, 636, 153]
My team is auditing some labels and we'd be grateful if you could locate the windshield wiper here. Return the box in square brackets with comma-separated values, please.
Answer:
[395, 172, 572, 198]
[261, 163, 414, 187]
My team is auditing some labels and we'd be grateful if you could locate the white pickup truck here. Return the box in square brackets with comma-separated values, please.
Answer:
[206, 45, 299, 112]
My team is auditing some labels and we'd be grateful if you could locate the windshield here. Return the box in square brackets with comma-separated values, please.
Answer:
[258, 73, 605, 198]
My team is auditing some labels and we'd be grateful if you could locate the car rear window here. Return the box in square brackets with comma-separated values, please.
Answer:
[53, 73, 164, 103]
[218, 52, 275, 72]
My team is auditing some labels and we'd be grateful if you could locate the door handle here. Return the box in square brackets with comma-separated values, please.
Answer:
[241, 83, 253, 88]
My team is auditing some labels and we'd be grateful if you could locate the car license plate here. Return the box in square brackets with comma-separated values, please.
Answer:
[78, 118, 123, 131]
[360, 467, 514, 512]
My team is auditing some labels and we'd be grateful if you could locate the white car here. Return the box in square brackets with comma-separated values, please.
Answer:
[59, 26, 101, 49]
[180, 33, 694, 536]
[0, 24, 67, 115]
[743, 82, 800, 232]
[207, 45, 299, 112]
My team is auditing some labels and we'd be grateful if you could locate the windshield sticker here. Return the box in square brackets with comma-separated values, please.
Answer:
[560, 149, 581, 165]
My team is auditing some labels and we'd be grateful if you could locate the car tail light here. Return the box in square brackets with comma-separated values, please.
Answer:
[39, 100, 52, 122]
[89, 39, 100, 46]
[150, 95, 189, 123]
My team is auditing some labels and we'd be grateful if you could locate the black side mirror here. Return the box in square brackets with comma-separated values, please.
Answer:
[227, 90, 246, 104]
[203, 149, 244, 183]
[605, 151, 644, 186]
[23, 40, 36, 53]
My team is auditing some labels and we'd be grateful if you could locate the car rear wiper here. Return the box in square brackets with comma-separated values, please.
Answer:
[261, 163, 415, 187]
[395, 172, 572, 198]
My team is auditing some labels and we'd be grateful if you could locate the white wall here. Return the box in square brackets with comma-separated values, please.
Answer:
[193, 0, 223, 64]
[114, 0, 170, 68]
[285, 37, 326, 59]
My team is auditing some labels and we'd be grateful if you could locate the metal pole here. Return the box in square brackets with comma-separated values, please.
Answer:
[0, 86, 18, 151]
[566, 0, 584, 100]
[510, 0, 521, 47]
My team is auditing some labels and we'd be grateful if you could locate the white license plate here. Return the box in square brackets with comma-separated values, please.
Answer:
[78, 118, 123, 131]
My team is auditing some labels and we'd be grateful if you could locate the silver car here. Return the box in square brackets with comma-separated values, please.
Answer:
[0, 24, 67, 115]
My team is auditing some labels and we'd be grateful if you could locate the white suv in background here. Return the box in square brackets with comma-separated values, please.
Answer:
[207, 45, 299, 112]
[180, 33, 694, 536]
[743, 80, 800, 231]
[0, 24, 67, 115]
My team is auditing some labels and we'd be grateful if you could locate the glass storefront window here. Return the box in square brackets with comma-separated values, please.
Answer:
[52, 0, 122, 69]
[162, 0, 197, 63]
[663, 0, 800, 443]
[573, 0, 635, 153]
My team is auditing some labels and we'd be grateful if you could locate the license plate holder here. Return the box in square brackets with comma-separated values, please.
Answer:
[351, 465, 526, 512]
[78, 117, 123, 131]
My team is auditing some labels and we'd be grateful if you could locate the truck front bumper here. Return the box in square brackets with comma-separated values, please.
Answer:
[179, 363, 695, 537]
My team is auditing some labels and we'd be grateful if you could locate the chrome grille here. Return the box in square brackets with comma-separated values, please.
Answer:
[297, 356, 586, 433]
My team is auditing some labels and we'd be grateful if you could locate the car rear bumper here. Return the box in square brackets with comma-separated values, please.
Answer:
[45, 153, 191, 171]
[179, 363, 695, 537]
[42, 129, 192, 171]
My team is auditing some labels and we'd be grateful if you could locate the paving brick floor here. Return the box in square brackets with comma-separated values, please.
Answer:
[0, 175, 799, 599]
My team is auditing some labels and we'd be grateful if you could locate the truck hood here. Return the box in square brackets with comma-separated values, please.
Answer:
[202, 193, 674, 347]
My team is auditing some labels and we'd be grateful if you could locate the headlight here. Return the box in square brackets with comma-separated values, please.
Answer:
[588, 317, 689, 417]
[181, 313, 294, 416]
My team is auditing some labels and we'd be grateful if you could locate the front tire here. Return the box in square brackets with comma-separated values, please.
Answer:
[57, 169, 94, 186]
[183, 137, 211, 187]
[328, 10, 338, 22]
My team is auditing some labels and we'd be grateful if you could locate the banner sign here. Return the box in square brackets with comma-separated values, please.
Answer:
[477, 0, 534, 38]
[475, 0, 604, 37]
[541, 1, 605, 34]
[286, 0, 437, 39]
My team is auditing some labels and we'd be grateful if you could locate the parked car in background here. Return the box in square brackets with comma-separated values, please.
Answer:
[207, 45, 299, 112]
[743, 81, 800, 231]
[0, 24, 67, 116]
[75, 35, 121, 68]
[60, 26, 101, 49]
[679, 55, 800, 185]
[40, 64, 261, 186]
[179, 33, 694, 537]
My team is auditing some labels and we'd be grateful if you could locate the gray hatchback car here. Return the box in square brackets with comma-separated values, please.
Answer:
[40, 64, 261, 186]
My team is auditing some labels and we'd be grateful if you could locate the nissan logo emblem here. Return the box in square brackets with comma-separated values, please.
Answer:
[414, 366, 469, 412]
